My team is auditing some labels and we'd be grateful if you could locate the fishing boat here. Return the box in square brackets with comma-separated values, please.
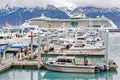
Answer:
[0, 31, 36, 48]
[43, 55, 118, 73]
[70, 29, 105, 51]
[0, 23, 39, 48]
[43, 56, 100, 73]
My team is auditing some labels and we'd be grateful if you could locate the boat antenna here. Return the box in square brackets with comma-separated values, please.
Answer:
[38, 32, 41, 68]
[105, 29, 109, 71]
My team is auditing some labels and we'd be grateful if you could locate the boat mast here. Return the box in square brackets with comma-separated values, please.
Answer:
[105, 29, 109, 71]
[47, 29, 49, 50]
[38, 32, 41, 68]
[30, 31, 33, 58]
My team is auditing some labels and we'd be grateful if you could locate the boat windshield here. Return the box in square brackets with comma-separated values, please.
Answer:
[56, 58, 72, 63]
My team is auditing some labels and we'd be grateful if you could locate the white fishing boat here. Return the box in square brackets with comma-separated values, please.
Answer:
[70, 29, 105, 51]
[43, 56, 100, 73]
[0, 24, 38, 48]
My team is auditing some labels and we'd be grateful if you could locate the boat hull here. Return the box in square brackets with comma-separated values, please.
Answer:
[44, 63, 96, 73]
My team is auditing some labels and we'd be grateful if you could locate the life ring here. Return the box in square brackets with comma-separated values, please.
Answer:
[35, 54, 42, 59]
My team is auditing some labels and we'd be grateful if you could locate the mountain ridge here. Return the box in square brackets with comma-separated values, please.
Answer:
[0, 5, 120, 28]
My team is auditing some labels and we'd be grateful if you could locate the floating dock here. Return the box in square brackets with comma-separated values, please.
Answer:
[0, 63, 12, 73]
[0, 57, 39, 72]
[13, 60, 38, 68]
[0, 48, 42, 72]
[42, 52, 104, 57]
[42, 50, 105, 57]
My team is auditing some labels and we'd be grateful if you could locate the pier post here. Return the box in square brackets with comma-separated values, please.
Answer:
[105, 29, 109, 71]
[47, 29, 49, 50]
[57, 29, 59, 42]
[38, 32, 41, 68]
[3, 51, 5, 59]
[30, 31, 33, 58]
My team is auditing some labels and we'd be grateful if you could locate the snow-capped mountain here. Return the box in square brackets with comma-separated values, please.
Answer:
[58, 7, 75, 15]
[0, 4, 69, 27]
[44, 4, 57, 10]
[0, 5, 120, 28]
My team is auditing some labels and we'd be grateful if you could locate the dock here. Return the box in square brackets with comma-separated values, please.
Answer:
[42, 50, 105, 57]
[0, 56, 39, 73]
[0, 50, 104, 73]
[13, 60, 38, 68]
[0, 42, 105, 73]
[0, 62, 12, 73]
[0, 48, 117, 73]
[42, 52, 105, 56]
[0, 47, 42, 73]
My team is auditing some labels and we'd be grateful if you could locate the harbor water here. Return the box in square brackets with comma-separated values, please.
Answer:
[0, 32, 120, 80]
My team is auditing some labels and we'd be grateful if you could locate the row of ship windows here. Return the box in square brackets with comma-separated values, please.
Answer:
[12, 42, 29, 44]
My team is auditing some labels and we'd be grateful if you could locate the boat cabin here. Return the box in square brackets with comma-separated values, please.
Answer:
[0, 34, 11, 39]
[55, 56, 75, 64]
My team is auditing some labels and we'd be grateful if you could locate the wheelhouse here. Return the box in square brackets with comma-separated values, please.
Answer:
[55, 56, 75, 63]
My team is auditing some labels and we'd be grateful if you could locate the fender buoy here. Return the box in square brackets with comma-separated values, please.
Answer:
[16, 55, 19, 59]
[109, 65, 118, 70]
[35, 54, 42, 59]
[84, 59, 88, 65]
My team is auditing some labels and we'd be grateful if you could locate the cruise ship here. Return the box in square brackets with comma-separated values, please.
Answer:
[28, 13, 117, 29]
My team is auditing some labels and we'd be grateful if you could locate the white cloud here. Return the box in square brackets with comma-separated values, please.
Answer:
[67, 0, 120, 8]
[0, 0, 120, 9]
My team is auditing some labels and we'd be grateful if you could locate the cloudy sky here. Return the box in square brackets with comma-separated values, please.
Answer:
[0, 0, 120, 9]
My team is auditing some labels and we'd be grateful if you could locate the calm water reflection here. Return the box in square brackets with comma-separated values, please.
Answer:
[0, 69, 119, 80]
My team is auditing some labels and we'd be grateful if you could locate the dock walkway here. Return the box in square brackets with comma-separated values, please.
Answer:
[0, 47, 105, 73]
[0, 62, 12, 73]
[42, 50, 105, 56]
[0, 56, 38, 73]
[0, 48, 39, 72]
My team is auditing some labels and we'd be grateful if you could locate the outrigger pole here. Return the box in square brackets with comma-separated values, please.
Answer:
[38, 32, 41, 68]
[29, 31, 34, 58]
[105, 29, 109, 71]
